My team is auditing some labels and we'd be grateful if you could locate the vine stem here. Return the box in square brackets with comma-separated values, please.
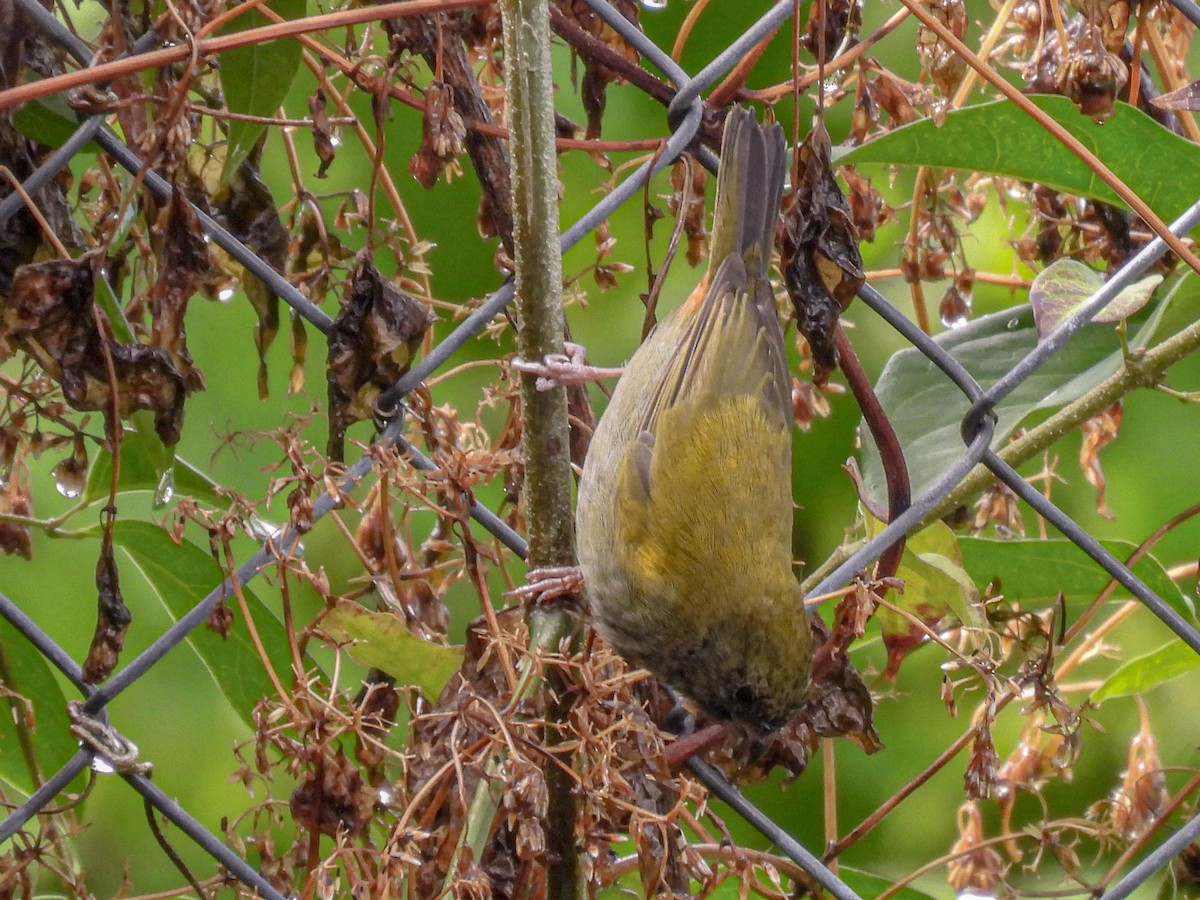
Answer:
[0, 0, 490, 112]
[440, 0, 586, 895]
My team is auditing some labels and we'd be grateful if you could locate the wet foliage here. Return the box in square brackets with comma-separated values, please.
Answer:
[1, 0, 1199, 897]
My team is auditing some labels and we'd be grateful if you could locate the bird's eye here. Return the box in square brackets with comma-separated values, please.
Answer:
[733, 683, 759, 712]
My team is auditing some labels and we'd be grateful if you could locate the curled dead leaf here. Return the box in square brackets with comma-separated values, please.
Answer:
[326, 255, 436, 459]
[781, 119, 864, 383]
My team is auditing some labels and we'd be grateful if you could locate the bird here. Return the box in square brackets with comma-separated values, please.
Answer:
[574, 107, 813, 730]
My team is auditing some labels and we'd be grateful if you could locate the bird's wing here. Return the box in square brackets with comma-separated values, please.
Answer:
[636, 255, 791, 447]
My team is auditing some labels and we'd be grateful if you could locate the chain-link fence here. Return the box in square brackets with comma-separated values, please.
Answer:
[2, 0, 1200, 896]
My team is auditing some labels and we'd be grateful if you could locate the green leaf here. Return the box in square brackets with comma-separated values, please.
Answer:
[84, 409, 225, 508]
[218, 0, 307, 181]
[0, 616, 78, 794]
[85, 443, 224, 507]
[868, 519, 983, 675]
[93, 270, 135, 344]
[835, 868, 940, 899]
[322, 601, 464, 700]
[1029, 259, 1162, 340]
[597, 857, 938, 898]
[858, 282, 1179, 509]
[837, 96, 1200, 223]
[11, 94, 102, 151]
[112, 521, 294, 727]
[958, 537, 1194, 618]
[1093, 640, 1200, 703]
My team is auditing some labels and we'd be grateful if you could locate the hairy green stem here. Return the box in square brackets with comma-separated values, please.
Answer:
[503, 0, 574, 572]
[921, 311, 1200, 526]
[500, 0, 584, 895]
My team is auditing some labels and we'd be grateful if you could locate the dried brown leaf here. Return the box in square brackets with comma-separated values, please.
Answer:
[1079, 401, 1122, 519]
[82, 526, 131, 684]
[289, 746, 376, 837]
[408, 81, 466, 189]
[947, 802, 1004, 892]
[212, 160, 287, 398]
[781, 119, 863, 383]
[326, 255, 436, 459]
[308, 90, 336, 178]
[4, 257, 192, 444]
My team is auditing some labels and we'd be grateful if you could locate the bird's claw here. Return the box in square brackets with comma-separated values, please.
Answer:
[510, 565, 585, 605]
[512, 342, 623, 391]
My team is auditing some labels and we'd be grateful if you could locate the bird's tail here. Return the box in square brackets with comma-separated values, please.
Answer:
[707, 107, 787, 282]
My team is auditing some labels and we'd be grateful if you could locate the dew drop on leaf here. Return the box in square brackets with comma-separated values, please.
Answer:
[153, 469, 175, 508]
[51, 456, 86, 498]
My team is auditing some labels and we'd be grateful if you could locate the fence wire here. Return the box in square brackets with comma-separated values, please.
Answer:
[1, 0, 1199, 897]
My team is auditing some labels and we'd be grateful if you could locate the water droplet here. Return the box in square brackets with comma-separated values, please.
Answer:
[52, 457, 86, 498]
[939, 285, 971, 329]
[153, 469, 175, 508]
[91, 755, 117, 775]
[1006, 318, 1020, 330]
[217, 286, 236, 302]
[640, 0, 667, 9]
[377, 786, 395, 806]
[940, 310, 968, 329]
[249, 517, 280, 542]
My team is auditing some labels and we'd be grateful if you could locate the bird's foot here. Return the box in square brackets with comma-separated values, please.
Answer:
[510, 565, 584, 605]
[663, 723, 731, 767]
[512, 341, 623, 391]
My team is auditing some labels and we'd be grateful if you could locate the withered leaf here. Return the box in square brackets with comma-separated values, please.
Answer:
[289, 746, 376, 837]
[581, 65, 607, 142]
[1028, 16, 1128, 122]
[800, 0, 861, 62]
[308, 89, 336, 178]
[213, 159, 287, 398]
[1079, 401, 1123, 519]
[354, 675, 400, 773]
[0, 119, 82, 294]
[947, 802, 1004, 892]
[150, 187, 210, 392]
[1105, 709, 1168, 842]
[917, 0, 967, 97]
[1153, 78, 1200, 111]
[781, 119, 864, 383]
[965, 713, 999, 800]
[326, 255, 436, 459]
[408, 81, 466, 189]
[668, 158, 708, 268]
[556, 0, 642, 139]
[0, 472, 33, 559]
[842, 167, 892, 242]
[3, 257, 192, 444]
[82, 526, 132, 683]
